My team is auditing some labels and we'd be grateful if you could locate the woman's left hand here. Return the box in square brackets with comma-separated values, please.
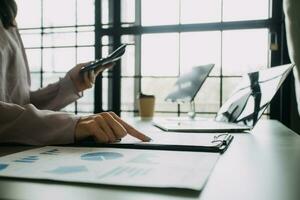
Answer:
[68, 62, 114, 92]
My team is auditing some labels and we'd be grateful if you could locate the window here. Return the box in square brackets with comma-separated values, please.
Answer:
[117, 0, 272, 117]
[17, 0, 278, 118]
[16, 0, 95, 114]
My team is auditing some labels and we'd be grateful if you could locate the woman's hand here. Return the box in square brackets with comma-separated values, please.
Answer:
[69, 62, 114, 92]
[75, 112, 151, 143]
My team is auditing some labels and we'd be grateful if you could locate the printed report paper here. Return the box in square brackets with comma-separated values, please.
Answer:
[0, 146, 219, 191]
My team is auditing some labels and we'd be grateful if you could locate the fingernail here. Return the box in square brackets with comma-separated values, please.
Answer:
[144, 136, 152, 142]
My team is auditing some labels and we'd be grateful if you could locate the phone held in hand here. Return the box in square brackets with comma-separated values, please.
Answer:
[80, 44, 127, 73]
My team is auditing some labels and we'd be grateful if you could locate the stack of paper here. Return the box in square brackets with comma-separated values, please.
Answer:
[0, 146, 219, 191]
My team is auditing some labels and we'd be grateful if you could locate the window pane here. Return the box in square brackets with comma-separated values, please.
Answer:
[77, 0, 95, 25]
[142, 78, 177, 112]
[142, 33, 179, 76]
[121, 45, 135, 76]
[26, 49, 41, 72]
[30, 73, 41, 91]
[43, 48, 76, 72]
[180, 0, 221, 24]
[102, 36, 110, 46]
[102, 0, 110, 25]
[222, 77, 241, 103]
[180, 78, 220, 113]
[180, 31, 221, 75]
[43, 0, 76, 27]
[223, 0, 269, 21]
[195, 78, 220, 112]
[121, 35, 135, 45]
[77, 47, 95, 63]
[42, 73, 63, 87]
[19, 30, 42, 48]
[77, 27, 95, 46]
[16, 0, 41, 28]
[142, 0, 179, 26]
[121, 35, 136, 76]
[102, 77, 109, 110]
[101, 46, 111, 77]
[222, 29, 269, 76]
[77, 88, 94, 113]
[102, 46, 110, 57]
[121, 78, 135, 111]
[43, 28, 76, 47]
[121, 0, 135, 26]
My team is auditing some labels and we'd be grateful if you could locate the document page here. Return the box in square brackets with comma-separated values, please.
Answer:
[119, 131, 222, 147]
[0, 146, 219, 191]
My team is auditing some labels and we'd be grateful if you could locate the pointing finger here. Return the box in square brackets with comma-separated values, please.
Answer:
[108, 112, 151, 142]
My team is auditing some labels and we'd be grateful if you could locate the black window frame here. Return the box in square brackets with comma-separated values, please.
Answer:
[18, 0, 291, 125]
[96, 0, 290, 124]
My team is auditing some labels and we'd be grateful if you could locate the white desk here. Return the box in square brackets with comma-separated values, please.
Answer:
[0, 119, 300, 200]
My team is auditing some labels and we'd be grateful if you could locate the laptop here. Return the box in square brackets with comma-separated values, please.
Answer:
[153, 64, 294, 133]
[165, 64, 214, 102]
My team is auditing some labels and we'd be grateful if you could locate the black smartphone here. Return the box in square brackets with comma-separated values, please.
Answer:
[80, 44, 127, 73]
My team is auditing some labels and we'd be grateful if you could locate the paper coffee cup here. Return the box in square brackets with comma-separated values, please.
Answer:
[138, 94, 155, 120]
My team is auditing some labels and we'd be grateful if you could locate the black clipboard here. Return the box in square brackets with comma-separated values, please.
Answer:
[74, 134, 234, 154]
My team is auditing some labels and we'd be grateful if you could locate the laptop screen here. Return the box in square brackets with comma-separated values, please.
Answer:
[165, 64, 214, 103]
[215, 64, 294, 127]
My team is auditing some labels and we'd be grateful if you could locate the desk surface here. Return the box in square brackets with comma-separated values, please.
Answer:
[0, 119, 300, 200]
